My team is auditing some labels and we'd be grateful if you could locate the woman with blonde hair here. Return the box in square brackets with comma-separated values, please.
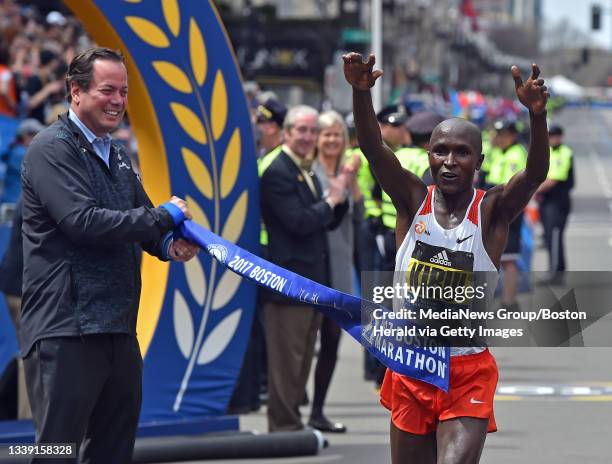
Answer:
[309, 110, 362, 432]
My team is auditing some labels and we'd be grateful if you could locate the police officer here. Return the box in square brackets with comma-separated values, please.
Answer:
[483, 120, 527, 308]
[257, 98, 288, 246]
[536, 124, 573, 283]
[255, 98, 287, 160]
[379, 111, 445, 234]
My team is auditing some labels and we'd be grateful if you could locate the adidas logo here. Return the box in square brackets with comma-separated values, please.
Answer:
[430, 250, 452, 266]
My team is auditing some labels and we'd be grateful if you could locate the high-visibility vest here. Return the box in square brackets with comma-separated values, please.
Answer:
[381, 147, 429, 229]
[485, 143, 527, 185]
[258, 145, 283, 246]
[543, 144, 574, 198]
[258, 145, 283, 177]
[351, 147, 382, 220]
[547, 144, 573, 182]
[480, 130, 493, 174]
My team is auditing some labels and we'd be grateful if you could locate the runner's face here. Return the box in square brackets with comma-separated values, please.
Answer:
[284, 112, 319, 158]
[429, 125, 482, 195]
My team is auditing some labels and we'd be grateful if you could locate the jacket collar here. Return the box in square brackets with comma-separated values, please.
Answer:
[58, 112, 120, 155]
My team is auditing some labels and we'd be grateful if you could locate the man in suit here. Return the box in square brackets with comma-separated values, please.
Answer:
[260, 105, 348, 431]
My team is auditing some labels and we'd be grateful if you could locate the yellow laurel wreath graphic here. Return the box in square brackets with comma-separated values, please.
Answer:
[153, 61, 192, 93]
[221, 190, 248, 243]
[182, 148, 213, 199]
[196, 309, 242, 365]
[212, 269, 242, 310]
[162, 0, 180, 37]
[189, 18, 207, 86]
[125, 16, 170, 47]
[220, 128, 241, 198]
[211, 70, 228, 140]
[170, 102, 207, 143]
[185, 195, 211, 231]
[127, 2, 248, 409]
[173, 289, 194, 358]
[185, 254, 206, 306]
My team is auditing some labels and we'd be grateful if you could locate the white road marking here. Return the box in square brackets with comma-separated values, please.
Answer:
[589, 151, 612, 199]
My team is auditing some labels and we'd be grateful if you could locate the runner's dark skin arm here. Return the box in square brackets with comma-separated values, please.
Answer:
[343, 52, 427, 244]
[481, 64, 550, 265]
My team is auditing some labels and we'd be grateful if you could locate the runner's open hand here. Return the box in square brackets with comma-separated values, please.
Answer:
[342, 52, 383, 91]
[511, 63, 549, 115]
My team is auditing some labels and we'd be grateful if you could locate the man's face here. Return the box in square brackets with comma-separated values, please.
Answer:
[257, 119, 280, 138]
[428, 122, 482, 195]
[256, 120, 282, 151]
[72, 59, 128, 137]
[284, 112, 318, 158]
[380, 123, 407, 150]
[549, 134, 562, 148]
[495, 130, 517, 150]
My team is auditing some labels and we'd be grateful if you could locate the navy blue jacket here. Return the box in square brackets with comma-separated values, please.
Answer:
[20, 113, 174, 355]
[260, 150, 347, 304]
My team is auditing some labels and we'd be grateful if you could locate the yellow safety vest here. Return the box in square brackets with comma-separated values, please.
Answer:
[258, 145, 283, 246]
[547, 144, 573, 182]
[485, 143, 527, 185]
[351, 147, 382, 220]
[381, 147, 429, 230]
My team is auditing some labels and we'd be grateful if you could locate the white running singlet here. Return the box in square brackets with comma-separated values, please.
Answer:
[394, 185, 499, 356]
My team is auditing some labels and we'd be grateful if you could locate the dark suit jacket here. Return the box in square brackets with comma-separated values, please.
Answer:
[260, 151, 346, 303]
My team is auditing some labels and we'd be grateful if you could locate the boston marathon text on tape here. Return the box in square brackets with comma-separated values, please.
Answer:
[227, 255, 288, 292]
[363, 319, 448, 378]
[183, 221, 451, 390]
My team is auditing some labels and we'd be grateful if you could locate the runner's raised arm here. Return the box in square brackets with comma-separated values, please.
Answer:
[343, 52, 427, 219]
[488, 64, 550, 223]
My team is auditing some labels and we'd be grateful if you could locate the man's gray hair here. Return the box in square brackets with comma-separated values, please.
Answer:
[283, 105, 319, 130]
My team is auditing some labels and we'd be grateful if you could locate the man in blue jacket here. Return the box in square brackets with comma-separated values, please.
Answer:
[20, 47, 198, 463]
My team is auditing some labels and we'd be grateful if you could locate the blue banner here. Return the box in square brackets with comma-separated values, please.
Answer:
[178, 220, 450, 392]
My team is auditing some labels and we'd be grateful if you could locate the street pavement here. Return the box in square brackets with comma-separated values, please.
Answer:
[172, 106, 612, 464]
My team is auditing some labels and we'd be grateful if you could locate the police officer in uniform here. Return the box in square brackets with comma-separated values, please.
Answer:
[536, 124, 573, 283]
[255, 98, 287, 159]
[481, 120, 527, 308]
